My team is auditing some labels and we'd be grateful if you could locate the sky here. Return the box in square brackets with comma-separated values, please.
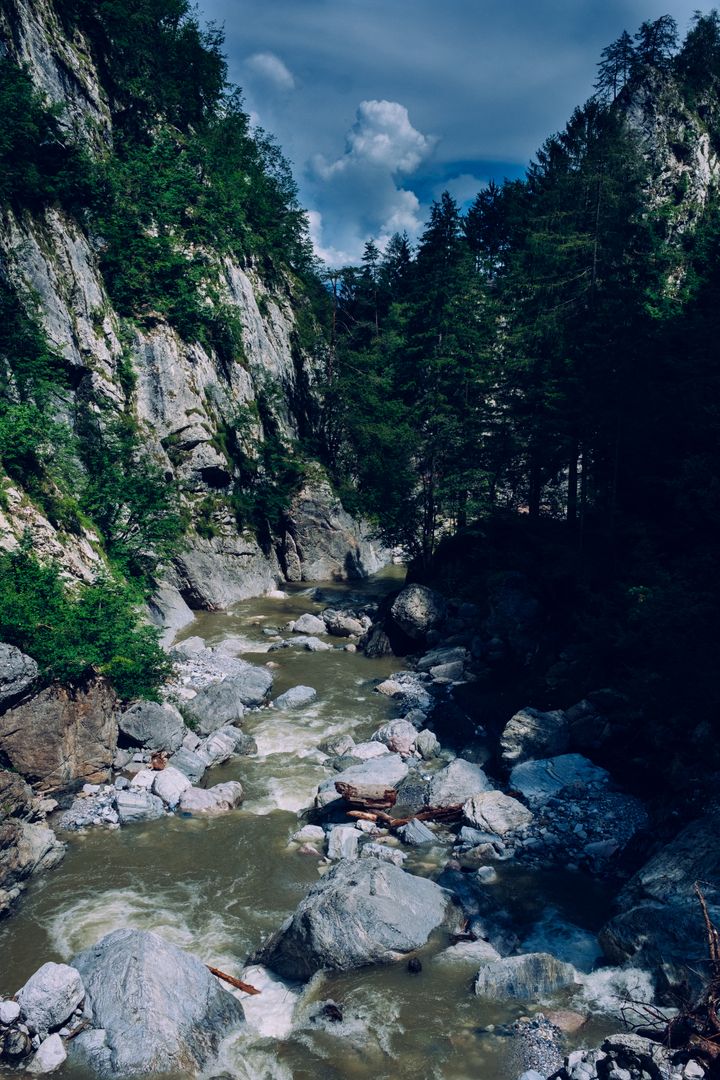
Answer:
[198, 0, 703, 265]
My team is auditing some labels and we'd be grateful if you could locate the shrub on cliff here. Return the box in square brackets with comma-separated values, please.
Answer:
[0, 547, 171, 700]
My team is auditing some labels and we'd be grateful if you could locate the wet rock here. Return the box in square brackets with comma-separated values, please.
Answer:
[198, 725, 256, 767]
[255, 858, 450, 979]
[500, 707, 569, 767]
[416, 730, 440, 759]
[177, 782, 243, 815]
[371, 719, 417, 756]
[428, 758, 493, 808]
[115, 789, 165, 825]
[319, 734, 355, 757]
[474, 953, 578, 1000]
[167, 747, 207, 784]
[118, 702, 185, 753]
[463, 791, 533, 836]
[273, 686, 317, 709]
[476, 866, 499, 884]
[71, 929, 245, 1077]
[292, 613, 326, 635]
[17, 963, 84, 1035]
[152, 766, 191, 808]
[400, 818, 435, 846]
[316, 753, 408, 808]
[0, 643, 38, 709]
[509, 754, 610, 806]
[0, 1025, 31, 1060]
[327, 825, 362, 859]
[26, 1033, 66, 1074]
[433, 939, 501, 967]
[429, 661, 465, 681]
[291, 825, 326, 845]
[390, 585, 447, 641]
[304, 637, 333, 652]
[322, 610, 364, 637]
[416, 646, 468, 673]
[0, 676, 117, 790]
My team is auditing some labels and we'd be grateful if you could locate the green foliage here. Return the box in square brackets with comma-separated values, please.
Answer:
[0, 276, 67, 396]
[0, 546, 171, 699]
[78, 414, 186, 584]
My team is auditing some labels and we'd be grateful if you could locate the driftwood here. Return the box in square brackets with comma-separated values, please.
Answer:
[150, 751, 168, 771]
[334, 783, 398, 810]
[346, 804, 463, 829]
[206, 965, 261, 996]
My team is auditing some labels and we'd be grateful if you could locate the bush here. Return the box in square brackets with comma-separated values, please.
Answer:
[0, 546, 172, 699]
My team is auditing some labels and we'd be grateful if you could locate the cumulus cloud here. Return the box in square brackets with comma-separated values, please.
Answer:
[308, 100, 435, 265]
[243, 51, 295, 92]
[439, 172, 488, 207]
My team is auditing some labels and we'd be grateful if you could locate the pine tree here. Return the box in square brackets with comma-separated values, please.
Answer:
[634, 15, 678, 69]
[594, 30, 636, 101]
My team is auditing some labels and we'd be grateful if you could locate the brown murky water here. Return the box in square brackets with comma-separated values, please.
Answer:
[0, 569, 623, 1079]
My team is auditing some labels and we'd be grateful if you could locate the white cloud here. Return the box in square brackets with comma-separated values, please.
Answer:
[439, 172, 487, 207]
[243, 51, 295, 92]
[308, 100, 435, 265]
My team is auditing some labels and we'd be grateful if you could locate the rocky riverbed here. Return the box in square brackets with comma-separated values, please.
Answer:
[0, 571, 716, 1079]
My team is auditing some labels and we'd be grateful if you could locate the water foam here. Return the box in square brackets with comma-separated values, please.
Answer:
[234, 964, 301, 1038]
[575, 965, 657, 1018]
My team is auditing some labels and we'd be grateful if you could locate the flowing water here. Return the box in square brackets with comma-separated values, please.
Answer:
[0, 569, 630, 1079]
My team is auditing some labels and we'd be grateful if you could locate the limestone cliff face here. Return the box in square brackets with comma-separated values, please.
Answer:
[0, 0, 387, 624]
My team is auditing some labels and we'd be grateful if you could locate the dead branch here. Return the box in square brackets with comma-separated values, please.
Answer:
[206, 965, 261, 995]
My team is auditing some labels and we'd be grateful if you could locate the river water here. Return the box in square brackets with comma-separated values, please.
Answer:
[0, 569, 631, 1079]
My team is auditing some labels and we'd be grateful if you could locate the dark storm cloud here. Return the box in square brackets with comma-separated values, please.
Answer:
[198, 0, 702, 262]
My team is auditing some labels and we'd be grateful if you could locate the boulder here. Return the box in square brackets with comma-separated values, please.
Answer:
[0, 643, 38, 709]
[27, 1033, 66, 1074]
[198, 725, 255, 767]
[17, 962, 84, 1034]
[371, 719, 417, 756]
[70, 929, 245, 1076]
[273, 686, 317, 710]
[0, 676, 117, 790]
[255, 858, 450, 979]
[399, 818, 435, 846]
[167, 747, 206, 784]
[500, 707, 569, 767]
[316, 754, 409, 808]
[428, 759, 493, 808]
[347, 741, 389, 761]
[474, 953, 577, 1000]
[509, 754, 610, 806]
[152, 766, 191, 808]
[292, 613, 326, 635]
[115, 789, 165, 825]
[322, 610, 364, 637]
[415, 730, 440, 759]
[463, 791, 533, 836]
[177, 782, 243, 815]
[390, 585, 447, 641]
[118, 702, 185, 753]
[0, 1000, 20, 1024]
[327, 825, 362, 860]
[360, 843, 405, 866]
[433, 940, 501, 967]
[416, 646, 468, 673]
[429, 661, 465, 681]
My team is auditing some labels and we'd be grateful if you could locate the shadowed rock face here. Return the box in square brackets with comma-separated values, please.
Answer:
[0, 770, 65, 919]
[255, 857, 450, 980]
[0, 676, 117, 791]
[0, 644, 38, 710]
[70, 929, 245, 1077]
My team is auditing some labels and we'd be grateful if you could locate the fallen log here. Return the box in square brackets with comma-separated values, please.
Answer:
[334, 783, 398, 810]
[207, 965, 261, 995]
[346, 804, 463, 829]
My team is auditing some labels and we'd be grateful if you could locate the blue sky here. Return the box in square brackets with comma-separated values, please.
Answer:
[198, 0, 702, 264]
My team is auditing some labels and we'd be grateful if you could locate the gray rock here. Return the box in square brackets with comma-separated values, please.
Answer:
[256, 858, 450, 979]
[71, 929, 245, 1076]
[167, 747, 206, 784]
[17, 962, 84, 1035]
[118, 702, 185, 753]
[180, 680, 246, 736]
[399, 818, 435, 846]
[416, 646, 469, 673]
[177, 782, 243, 815]
[463, 791, 533, 836]
[429, 661, 465, 681]
[27, 1033, 66, 1074]
[0, 1000, 20, 1024]
[361, 842, 406, 866]
[322, 610, 364, 637]
[152, 766, 191, 808]
[304, 637, 333, 652]
[291, 825, 326, 845]
[428, 759, 493, 808]
[316, 754, 408, 808]
[474, 953, 577, 1000]
[371, 719, 417, 755]
[509, 754, 610, 806]
[416, 730, 440, 760]
[198, 725, 255, 768]
[114, 789, 165, 825]
[147, 582, 195, 649]
[273, 686, 317, 710]
[292, 613, 326, 635]
[500, 707, 569, 767]
[327, 825, 361, 860]
[390, 585, 447, 641]
[432, 939, 500, 967]
[0, 643, 38, 709]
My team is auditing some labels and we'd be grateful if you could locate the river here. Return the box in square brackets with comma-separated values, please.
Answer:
[0, 569, 626, 1079]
